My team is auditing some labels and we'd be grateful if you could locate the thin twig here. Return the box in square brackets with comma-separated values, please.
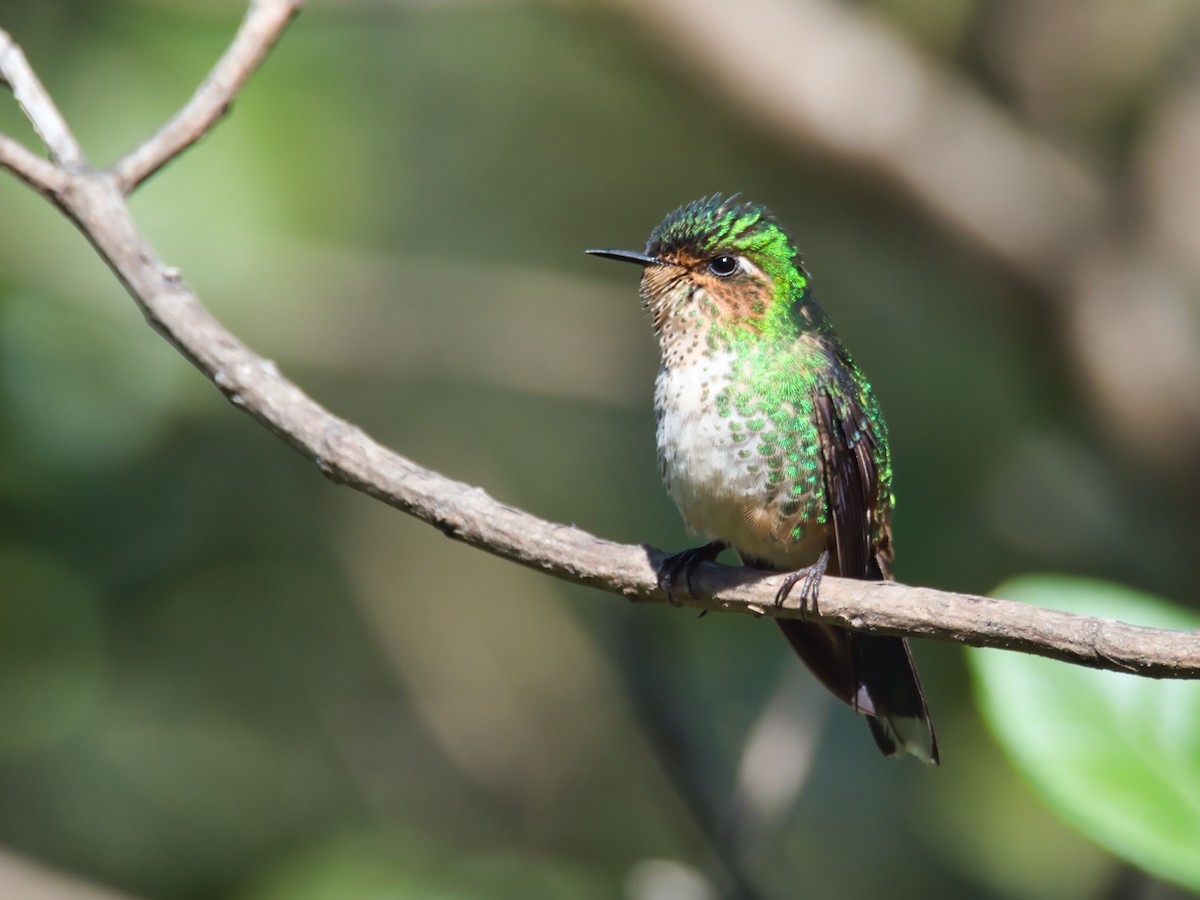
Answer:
[0, 28, 84, 167]
[0, 132, 66, 195]
[0, 848, 138, 900]
[112, 0, 303, 193]
[0, 5, 1198, 684]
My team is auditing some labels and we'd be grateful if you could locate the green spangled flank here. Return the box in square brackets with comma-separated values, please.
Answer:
[968, 575, 1200, 891]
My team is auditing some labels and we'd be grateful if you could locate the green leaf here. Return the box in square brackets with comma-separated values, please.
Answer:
[968, 575, 1200, 892]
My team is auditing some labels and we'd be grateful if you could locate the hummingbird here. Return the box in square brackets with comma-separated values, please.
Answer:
[588, 194, 938, 763]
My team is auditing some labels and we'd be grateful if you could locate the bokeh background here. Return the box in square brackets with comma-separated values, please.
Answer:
[2, 1, 1199, 898]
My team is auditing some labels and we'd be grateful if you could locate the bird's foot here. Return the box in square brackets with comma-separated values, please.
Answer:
[773, 550, 830, 617]
[657, 540, 728, 606]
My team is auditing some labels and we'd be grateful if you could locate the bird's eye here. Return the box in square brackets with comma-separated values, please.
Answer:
[708, 255, 740, 277]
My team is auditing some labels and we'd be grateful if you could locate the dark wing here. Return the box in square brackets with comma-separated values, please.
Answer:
[800, 365, 938, 763]
[813, 375, 883, 580]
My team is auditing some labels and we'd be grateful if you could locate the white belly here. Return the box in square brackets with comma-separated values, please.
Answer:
[654, 357, 825, 569]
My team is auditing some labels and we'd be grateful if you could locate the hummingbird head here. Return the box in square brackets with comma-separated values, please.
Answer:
[588, 194, 821, 347]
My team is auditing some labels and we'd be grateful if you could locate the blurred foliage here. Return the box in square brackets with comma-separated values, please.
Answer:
[0, 0, 1198, 898]
[972, 577, 1200, 894]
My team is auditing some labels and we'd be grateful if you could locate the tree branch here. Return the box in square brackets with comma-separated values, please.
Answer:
[1, 3, 1197, 682]
[0, 131, 66, 195]
[0, 848, 138, 900]
[0, 27, 84, 168]
[112, 0, 303, 193]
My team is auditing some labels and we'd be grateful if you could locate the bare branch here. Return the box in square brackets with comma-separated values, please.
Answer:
[0, 847, 138, 900]
[0, 28, 85, 168]
[2, 5, 1198, 684]
[0, 131, 67, 195]
[112, 0, 303, 193]
[24, 170, 1200, 680]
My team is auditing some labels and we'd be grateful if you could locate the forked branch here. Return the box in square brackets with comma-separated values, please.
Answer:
[1, 0, 1197, 680]
[113, 0, 300, 192]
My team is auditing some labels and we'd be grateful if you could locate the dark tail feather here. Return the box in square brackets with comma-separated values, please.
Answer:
[776, 620, 939, 765]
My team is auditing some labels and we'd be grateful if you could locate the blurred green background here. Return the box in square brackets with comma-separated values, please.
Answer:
[2, 1, 1199, 898]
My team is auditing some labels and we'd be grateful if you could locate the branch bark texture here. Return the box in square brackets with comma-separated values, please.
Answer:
[1, 0, 1197, 681]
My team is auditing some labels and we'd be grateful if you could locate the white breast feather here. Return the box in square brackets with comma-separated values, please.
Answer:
[655, 355, 773, 557]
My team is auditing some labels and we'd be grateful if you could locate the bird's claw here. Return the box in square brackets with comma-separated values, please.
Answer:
[657, 540, 727, 606]
[773, 550, 830, 617]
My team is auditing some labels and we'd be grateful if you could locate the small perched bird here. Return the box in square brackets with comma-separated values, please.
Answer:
[588, 195, 938, 763]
